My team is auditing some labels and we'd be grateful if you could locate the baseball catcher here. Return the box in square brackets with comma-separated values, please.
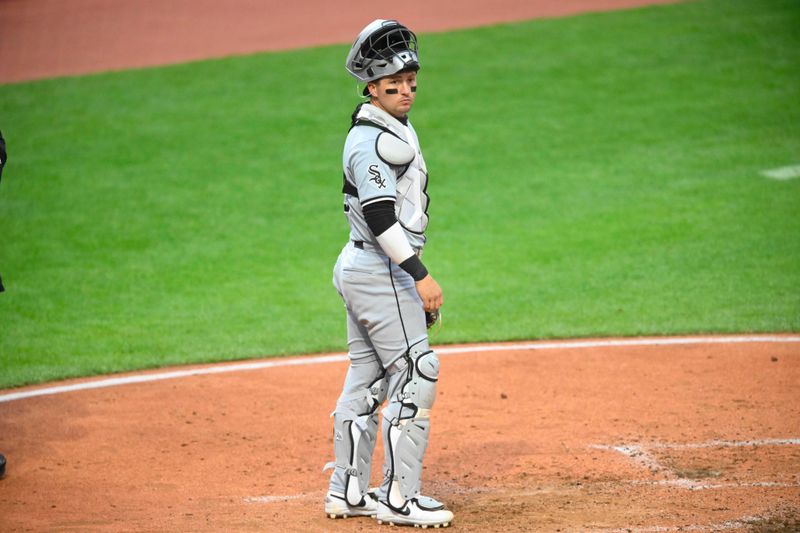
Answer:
[322, 19, 453, 528]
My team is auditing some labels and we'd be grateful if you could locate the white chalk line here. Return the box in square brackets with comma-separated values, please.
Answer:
[0, 354, 348, 404]
[649, 438, 800, 449]
[591, 438, 800, 472]
[591, 444, 664, 471]
[243, 493, 316, 504]
[626, 479, 800, 491]
[1, 335, 798, 403]
[591, 438, 800, 488]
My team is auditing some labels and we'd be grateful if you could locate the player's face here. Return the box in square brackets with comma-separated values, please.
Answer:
[369, 71, 417, 119]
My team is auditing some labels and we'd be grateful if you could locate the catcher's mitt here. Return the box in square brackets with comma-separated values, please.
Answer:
[425, 310, 441, 329]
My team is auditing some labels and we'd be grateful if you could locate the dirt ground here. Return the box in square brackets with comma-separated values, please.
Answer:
[0, 0, 681, 84]
[1, 337, 798, 532]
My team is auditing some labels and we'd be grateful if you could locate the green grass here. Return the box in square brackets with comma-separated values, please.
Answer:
[1, 0, 798, 388]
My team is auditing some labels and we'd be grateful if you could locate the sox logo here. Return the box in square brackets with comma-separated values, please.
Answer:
[368, 164, 387, 189]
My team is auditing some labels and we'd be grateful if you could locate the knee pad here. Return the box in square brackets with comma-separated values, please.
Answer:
[326, 373, 388, 505]
[401, 346, 440, 411]
[387, 342, 440, 419]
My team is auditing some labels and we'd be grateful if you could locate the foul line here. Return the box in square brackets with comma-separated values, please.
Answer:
[627, 479, 800, 491]
[243, 493, 313, 504]
[648, 438, 800, 449]
[592, 438, 800, 482]
[1, 335, 798, 404]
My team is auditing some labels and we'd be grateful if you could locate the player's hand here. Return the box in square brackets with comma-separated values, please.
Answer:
[415, 275, 443, 313]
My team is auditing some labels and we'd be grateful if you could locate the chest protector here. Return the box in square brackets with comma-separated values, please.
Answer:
[350, 104, 429, 236]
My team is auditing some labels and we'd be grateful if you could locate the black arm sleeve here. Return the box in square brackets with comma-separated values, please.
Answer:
[362, 200, 396, 237]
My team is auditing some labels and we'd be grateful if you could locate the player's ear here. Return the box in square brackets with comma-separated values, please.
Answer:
[368, 81, 379, 98]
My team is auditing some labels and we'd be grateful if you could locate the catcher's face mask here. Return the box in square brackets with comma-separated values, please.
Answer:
[346, 19, 420, 85]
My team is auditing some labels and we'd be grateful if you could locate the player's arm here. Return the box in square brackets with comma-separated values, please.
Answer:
[362, 199, 443, 312]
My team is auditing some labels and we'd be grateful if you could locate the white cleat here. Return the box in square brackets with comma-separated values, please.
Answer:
[376, 497, 453, 528]
[324, 490, 379, 518]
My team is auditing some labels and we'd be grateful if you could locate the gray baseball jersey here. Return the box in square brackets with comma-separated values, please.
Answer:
[342, 103, 429, 252]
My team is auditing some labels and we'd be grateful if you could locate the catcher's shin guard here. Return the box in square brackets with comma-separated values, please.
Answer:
[325, 370, 388, 506]
[382, 341, 440, 507]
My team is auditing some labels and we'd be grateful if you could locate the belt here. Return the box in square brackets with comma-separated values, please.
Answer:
[352, 240, 379, 252]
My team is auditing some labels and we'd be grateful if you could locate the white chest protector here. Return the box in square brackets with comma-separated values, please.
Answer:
[354, 104, 429, 237]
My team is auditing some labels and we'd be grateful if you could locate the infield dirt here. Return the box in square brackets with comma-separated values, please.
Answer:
[0, 337, 798, 531]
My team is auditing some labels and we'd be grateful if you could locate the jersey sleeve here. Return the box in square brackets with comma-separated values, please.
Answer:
[349, 138, 397, 206]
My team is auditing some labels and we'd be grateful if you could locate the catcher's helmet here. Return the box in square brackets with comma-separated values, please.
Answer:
[346, 19, 419, 84]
